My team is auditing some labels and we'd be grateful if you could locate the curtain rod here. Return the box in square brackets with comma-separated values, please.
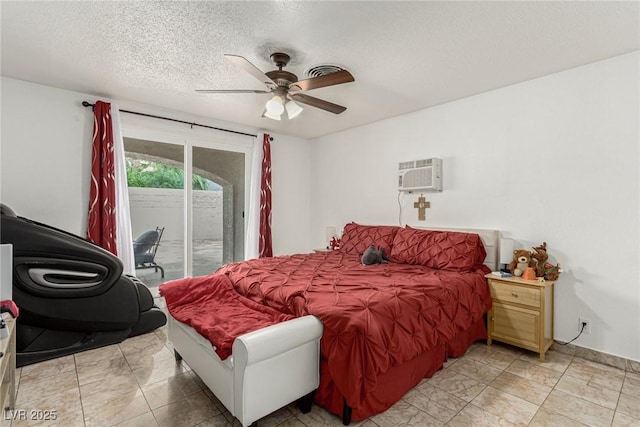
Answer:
[82, 101, 270, 140]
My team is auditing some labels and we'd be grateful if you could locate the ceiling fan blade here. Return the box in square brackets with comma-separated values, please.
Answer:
[290, 94, 347, 114]
[224, 54, 277, 89]
[196, 89, 272, 94]
[289, 70, 354, 92]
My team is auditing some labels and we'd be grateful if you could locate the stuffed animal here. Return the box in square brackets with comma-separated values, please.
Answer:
[531, 242, 561, 281]
[362, 245, 388, 265]
[329, 236, 341, 251]
[509, 249, 534, 277]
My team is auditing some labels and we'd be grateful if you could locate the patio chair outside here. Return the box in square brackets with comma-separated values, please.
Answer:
[133, 227, 165, 278]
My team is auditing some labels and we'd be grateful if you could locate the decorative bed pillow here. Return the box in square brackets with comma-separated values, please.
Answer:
[389, 227, 487, 272]
[339, 223, 400, 255]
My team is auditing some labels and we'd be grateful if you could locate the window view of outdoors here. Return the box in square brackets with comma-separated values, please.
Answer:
[127, 158, 223, 287]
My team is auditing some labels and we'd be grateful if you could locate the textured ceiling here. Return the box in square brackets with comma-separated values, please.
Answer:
[1, 1, 638, 139]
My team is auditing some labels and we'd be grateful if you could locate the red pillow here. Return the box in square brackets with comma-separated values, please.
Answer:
[339, 223, 400, 255]
[389, 227, 487, 271]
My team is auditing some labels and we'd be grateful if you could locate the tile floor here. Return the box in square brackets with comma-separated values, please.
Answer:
[7, 294, 640, 427]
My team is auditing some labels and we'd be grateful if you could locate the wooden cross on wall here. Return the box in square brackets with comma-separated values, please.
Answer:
[414, 195, 430, 221]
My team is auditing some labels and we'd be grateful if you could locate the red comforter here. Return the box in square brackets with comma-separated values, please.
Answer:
[217, 251, 492, 413]
[160, 274, 293, 360]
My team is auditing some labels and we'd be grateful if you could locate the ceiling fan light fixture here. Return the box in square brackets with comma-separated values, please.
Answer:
[265, 94, 284, 115]
[263, 109, 281, 121]
[285, 99, 303, 119]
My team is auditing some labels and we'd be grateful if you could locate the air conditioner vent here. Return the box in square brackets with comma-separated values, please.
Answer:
[398, 158, 442, 192]
[399, 161, 415, 170]
[304, 64, 347, 79]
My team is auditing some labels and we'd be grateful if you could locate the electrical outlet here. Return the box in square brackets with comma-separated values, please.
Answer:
[579, 318, 591, 335]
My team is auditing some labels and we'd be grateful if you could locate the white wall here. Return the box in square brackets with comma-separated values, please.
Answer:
[1, 78, 93, 234]
[310, 52, 640, 362]
[0, 77, 311, 256]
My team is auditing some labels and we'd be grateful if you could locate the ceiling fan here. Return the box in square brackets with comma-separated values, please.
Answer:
[196, 52, 355, 120]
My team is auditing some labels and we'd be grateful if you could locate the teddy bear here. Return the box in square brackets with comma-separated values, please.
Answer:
[509, 249, 534, 277]
[531, 242, 561, 281]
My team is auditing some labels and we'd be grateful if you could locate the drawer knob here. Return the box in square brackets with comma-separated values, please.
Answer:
[511, 292, 518, 297]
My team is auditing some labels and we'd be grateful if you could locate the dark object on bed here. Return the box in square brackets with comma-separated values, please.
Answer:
[361, 244, 388, 265]
[133, 227, 165, 278]
[0, 204, 166, 367]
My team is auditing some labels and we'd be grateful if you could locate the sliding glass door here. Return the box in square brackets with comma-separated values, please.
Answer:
[124, 137, 245, 287]
[191, 146, 245, 276]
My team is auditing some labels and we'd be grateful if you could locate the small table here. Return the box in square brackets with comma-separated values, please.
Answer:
[0, 314, 16, 412]
[485, 274, 555, 361]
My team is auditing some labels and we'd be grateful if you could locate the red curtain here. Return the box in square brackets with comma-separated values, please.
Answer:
[87, 101, 118, 255]
[259, 134, 273, 257]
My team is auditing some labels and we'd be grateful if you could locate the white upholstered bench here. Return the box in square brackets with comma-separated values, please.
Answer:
[168, 314, 323, 426]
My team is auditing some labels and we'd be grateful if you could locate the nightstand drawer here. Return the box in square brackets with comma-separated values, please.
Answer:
[489, 281, 540, 308]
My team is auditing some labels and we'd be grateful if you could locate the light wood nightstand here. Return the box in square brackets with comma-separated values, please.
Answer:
[485, 274, 555, 361]
[0, 314, 16, 412]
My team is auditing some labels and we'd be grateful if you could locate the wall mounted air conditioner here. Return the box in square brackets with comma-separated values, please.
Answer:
[398, 158, 442, 192]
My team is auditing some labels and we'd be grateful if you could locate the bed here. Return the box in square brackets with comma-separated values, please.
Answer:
[161, 224, 498, 425]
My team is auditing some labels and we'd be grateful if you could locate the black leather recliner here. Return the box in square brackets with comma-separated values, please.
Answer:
[0, 204, 166, 367]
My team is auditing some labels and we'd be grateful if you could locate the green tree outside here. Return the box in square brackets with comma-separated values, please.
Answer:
[126, 158, 212, 190]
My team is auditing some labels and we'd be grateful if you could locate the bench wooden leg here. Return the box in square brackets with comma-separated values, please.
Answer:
[297, 391, 314, 414]
[342, 398, 352, 425]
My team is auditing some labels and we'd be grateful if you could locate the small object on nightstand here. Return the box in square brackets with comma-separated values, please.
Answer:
[485, 274, 555, 361]
[491, 271, 512, 278]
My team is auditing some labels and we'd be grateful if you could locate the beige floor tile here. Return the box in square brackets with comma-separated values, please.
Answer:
[119, 331, 167, 358]
[518, 349, 573, 373]
[76, 353, 133, 386]
[124, 345, 175, 371]
[612, 410, 640, 427]
[471, 386, 539, 425]
[83, 391, 151, 427]
[490, 371, 552, 406]
[132, 351, 191, 386]
[426, 369, 487, 402]
[617, 392, 640, 419]
[113, 410, 159, 426]
[9, 388, 83, 427]
[449, 357, 503, 384]
[446, 403, 518, 427]
[466, 344, 520, 370]
[541, 389, 614, 427]
[141, 371, 203, 410]
[152, 390, 221, 427]
[555, 373, 620, 409]
[565, 357, 626, 392]
[405, 383, 466, 423]
[79, 371, 141, 403]
[195, 413, 235, 426]
[74, 343, 123, 366]
[528, 407, 588, 427]
[19, 355, 75, 381]
[622, 371, 640, 397]
[505, 358, 562, 387]
[253, 405, 297, 427]
[370, 399, 442, 427]
[16, 370, 78, 406]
